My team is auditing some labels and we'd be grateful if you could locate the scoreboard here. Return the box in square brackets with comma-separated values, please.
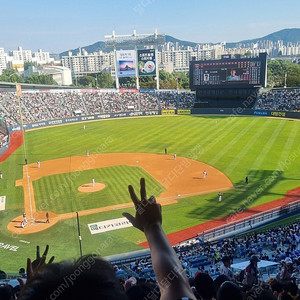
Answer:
[190, 53, 267, 89]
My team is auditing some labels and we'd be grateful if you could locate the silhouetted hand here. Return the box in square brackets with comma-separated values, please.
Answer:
[17, 245, 55, 289]
[27, 245, 55, 281]
[123, 178, 162, 232]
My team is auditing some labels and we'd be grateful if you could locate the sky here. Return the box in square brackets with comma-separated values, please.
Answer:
[1, 0, 300, 54]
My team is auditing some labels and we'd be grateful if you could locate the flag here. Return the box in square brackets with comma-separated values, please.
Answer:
[16, 84, 22, 97]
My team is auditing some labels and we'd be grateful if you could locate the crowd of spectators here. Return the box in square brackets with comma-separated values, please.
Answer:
[0, 133, 8, 148]
[0, 90, 196, 128]
[1, 216, 299, 299]
[255, 89, 300, 112]
[98, 220, 300, 299]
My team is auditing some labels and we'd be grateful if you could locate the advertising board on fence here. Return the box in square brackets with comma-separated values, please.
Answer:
[161, 110, 175, 115]
[177, 109, 191, 115]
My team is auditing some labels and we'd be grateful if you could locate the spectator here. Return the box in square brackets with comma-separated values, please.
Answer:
[242, 255, 260, 288]
[277, 257, 293, 284]
[216, 281, 243, 300]
[194, 272, 215, 300]
[219, 256, 234, 281]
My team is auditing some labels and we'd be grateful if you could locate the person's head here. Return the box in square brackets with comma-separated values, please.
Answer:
[221, 256, 231, 267]
[278, 291, 293, 300]
[284, 257, 293, 264]
[216, 281, 243, 300]
[19, 267, 26, 276]
[213, 275, 230, 295]
[0, 285, 14, 300]
[194, 272, 215, 299]
[20, 255, 128, 300]
[287, 282, 298, 296]
[0, 270, 7, 280]
[231, 69, 237, 76]
[124, 277, 137, 292]
[250, 255, 260, 266]
[270, 280, 283, 294]
[126, 281, 160, 300]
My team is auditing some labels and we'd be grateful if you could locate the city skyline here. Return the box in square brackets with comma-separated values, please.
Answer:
[1, 0, 300, 53]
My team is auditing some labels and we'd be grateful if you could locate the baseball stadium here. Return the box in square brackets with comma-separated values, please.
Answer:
[0, 51, 300, 299]
[0, 86, 299, 269]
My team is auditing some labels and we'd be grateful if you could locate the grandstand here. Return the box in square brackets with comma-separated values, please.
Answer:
[0, 86, 299, 298]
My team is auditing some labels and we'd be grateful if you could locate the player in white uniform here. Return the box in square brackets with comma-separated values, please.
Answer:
[218, 192, 223, 202]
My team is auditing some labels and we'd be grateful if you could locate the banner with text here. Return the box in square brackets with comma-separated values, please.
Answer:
[162, 109, 175, 115]
[116, 50, 136, 77]
[177, 109, 191, 115]
[138, 49, 156, 76]
[88, 217, 132, 234]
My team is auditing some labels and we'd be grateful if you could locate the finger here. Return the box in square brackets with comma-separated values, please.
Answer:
[48, 256, 55, 264]
[140, 178, 147, 200]
[148, 195, 156, 204]
[17, 278, 25, 289]
[37, 255, 47, 270]
[128, 185, 140, 207]
[42, 244, 49, 257]
[36, 245, 40, 260]
[27, 258, 33, 279]
[122, 212, 136, 227]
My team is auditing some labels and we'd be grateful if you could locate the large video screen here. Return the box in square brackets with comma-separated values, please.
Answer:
[190, 53, 267, 89]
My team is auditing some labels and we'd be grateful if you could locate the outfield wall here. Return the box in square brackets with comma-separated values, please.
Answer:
[7, 108, 300, 133]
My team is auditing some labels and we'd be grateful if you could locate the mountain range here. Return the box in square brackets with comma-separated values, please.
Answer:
[59, 28, 300, 58]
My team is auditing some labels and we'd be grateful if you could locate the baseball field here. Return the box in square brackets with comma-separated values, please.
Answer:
[0, 115, 299, 272]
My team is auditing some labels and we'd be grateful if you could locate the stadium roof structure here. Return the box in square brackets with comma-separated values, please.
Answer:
[105, 29, 165, 49]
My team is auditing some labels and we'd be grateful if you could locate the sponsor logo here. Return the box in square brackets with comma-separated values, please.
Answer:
[271, 111, 286, 117]
[11, 126, 21, 131]
[65, 118, 79, 122]
[162, 110, 175, 115]
[32, 122, 46, 128]
[48, 120, 63, 125]
[177, 109, 191, 115]
[81, 116, 95, 120]
[129, 112, 143, 116]
[88, 217, 132, 234]
[114, 113, 127, 117]
[120, 89, 139, 93]
[97, 114, 111, 119]
[254, 110, 268, 116]
[145, 111, 159, 115]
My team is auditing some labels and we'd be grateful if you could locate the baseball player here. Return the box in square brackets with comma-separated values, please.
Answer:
[218, 192, 223, 202]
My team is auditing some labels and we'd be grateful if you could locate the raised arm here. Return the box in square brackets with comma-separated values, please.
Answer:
[123, 178, 195, 300]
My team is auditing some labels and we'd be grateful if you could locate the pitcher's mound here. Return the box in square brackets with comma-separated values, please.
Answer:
[78, 183, 106, 193]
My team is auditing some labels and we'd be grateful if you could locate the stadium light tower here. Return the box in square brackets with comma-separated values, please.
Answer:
[105, 29, 165, 90]
[284, 72, 287, 88]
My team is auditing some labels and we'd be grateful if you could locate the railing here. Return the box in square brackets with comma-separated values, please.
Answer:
[201, 200, 300, 242]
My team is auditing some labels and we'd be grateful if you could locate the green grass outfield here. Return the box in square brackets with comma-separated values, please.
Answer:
[0, 115, 299, 272]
